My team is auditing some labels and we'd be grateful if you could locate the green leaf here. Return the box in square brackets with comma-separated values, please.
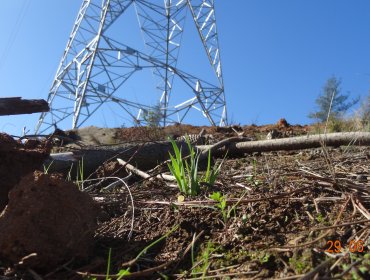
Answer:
[106, 248, 112, 280]
[204, 149, 212, 182]
[220, 200, 226, 210]
[168, 136, 202, 196]
[117, 269, 131, 280]
[210, 191, 221, 201]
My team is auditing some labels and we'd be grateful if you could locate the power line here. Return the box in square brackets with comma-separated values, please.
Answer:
[0, 0, 31, 71]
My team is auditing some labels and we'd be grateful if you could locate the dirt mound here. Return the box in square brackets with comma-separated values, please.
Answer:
[0, 133, 50, 211]
[0, 171, 98, 269]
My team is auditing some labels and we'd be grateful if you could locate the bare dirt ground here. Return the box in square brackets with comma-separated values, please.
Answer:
[0, 122, 369, 279]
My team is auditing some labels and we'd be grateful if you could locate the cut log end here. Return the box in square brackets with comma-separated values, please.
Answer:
[0, 97, 49, 116]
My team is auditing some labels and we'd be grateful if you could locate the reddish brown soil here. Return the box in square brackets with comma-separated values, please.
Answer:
[0, 123, 369, 279]
[113, 122, 309, 143]
[0, 171, 98, 269]
[0, 134, 50, 211]
[89, 145, 369, 279]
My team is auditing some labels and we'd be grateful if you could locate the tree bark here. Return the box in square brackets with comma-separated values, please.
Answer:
[0, 97, 49, 116]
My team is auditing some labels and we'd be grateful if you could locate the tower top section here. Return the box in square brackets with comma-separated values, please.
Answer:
[36, 0, 227, 133]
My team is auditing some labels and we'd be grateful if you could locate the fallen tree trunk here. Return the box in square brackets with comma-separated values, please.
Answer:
[47, 132, 370, 176]
[47, 141, 191, 176]
[198, 132, 370, 155]
[0, 97, 49, 115]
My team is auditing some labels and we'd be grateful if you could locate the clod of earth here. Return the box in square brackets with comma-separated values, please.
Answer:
[0, 171, 98, 269]
[0, 133, 50, 211]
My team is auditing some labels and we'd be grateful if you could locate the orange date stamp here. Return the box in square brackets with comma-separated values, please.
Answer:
[325, 240, 365, 253]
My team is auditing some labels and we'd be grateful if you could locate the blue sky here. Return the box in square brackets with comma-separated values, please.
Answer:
[1, 0, 370, 136]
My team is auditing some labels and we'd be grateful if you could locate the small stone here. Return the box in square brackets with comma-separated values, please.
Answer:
[266, 129, 280, 140]
[277, 118, 289, 128]
[356, 174, 368, 183]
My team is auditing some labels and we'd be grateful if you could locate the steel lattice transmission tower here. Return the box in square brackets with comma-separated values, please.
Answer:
[36, 0, 227, 133]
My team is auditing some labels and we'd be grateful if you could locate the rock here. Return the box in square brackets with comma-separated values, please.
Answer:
[266, 129, 280, 140]
[0, 133, 51, 211]
[0, 171, 98, 269]
[96, 160, 128, 178]
[277, 118, 290, 128]
[356, 174, 368, 183]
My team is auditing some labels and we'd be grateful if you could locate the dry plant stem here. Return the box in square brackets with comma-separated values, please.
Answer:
[271, 196, 350, 251]
[120, 225, 178, 267]
[319, 139, 336, 180]
[77, 260, 173, 279]
[353, 198, 370, 219]
[78, 232, 203, 280]
[182, 230, 205, 257]
[272, 275, 305, 280]
[117, 158, 150, 179]
[86, 143, 145, 180]
[299, 168, 326, 179]
[330, 255, 344, 272]
[183, 271, 259, 280]
[349, 225, 370, 244]
[300, 258, 333, 280]
[117, 158, 175, 181]
[232, 127, 245, 137]
[331, 259, 363, 279]
[300, 169, 369, 196]
[350, 195, 358, 217]
[27, 268, 44, 280]
[142, 185, 310, 206]
[352, 228, 369, 244]
[44, 258, 75, 278]
[82, 177, 135, 239]
[171, 230, 205, 274]
[175, 265, 240, 277]
[198, 128, 205, 138]
[78, 269, 262, 280]
[323, 89, 336, 135]
[309, 219, 370, 232]
[157, 173, 176, 181]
